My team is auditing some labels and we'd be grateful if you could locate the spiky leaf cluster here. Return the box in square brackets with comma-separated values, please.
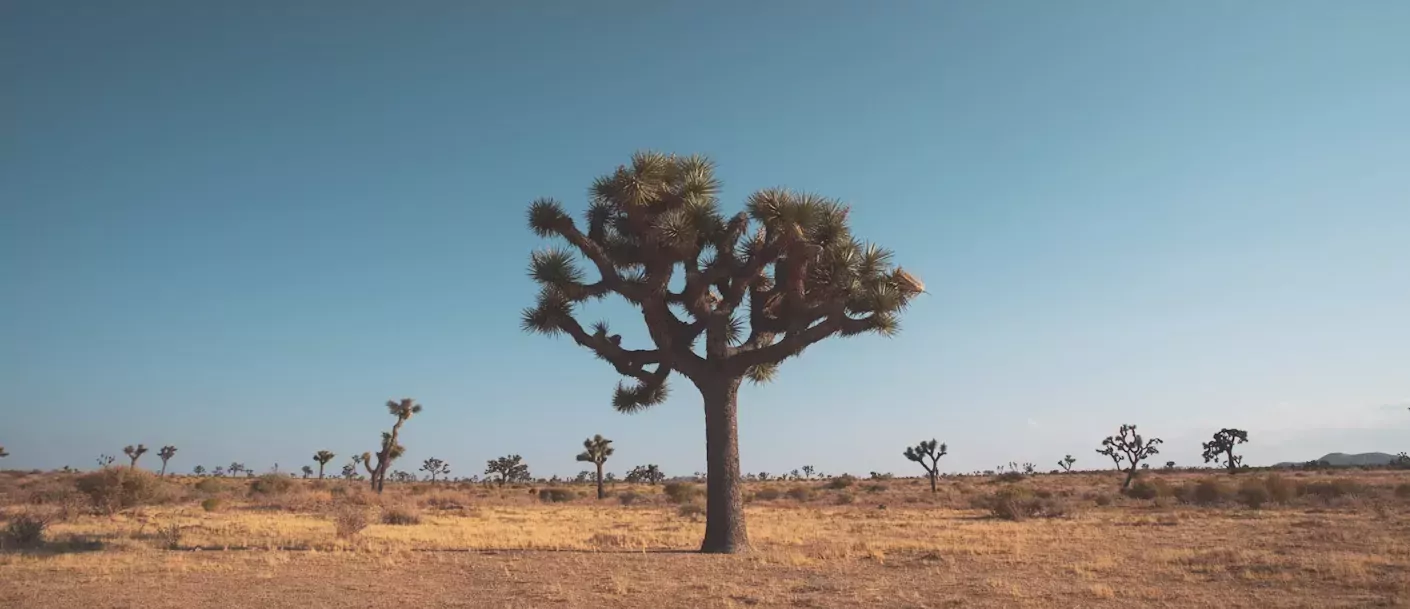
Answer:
[575, 434, 615, 465]
[522, 152, 923, 412]
[158, 446, 177, 461]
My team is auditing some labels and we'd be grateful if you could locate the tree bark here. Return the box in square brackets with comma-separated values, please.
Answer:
[595, 462, 605, 500]
[159, 462, 168, 477]
[699, 377, 750, 554]
[318, 463, 325, 479]
[929, 470, 937, 493]
[1122, 466, 1137, 489]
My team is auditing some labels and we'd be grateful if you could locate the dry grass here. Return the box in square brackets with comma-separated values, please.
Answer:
[1, 469, 1408, 607]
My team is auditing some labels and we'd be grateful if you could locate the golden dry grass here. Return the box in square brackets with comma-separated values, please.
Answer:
[2, 470, 1409, 608]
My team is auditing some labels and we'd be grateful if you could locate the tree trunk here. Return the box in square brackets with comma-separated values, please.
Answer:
[929, 470, 937, 493]
[1227, 450, 1237, 475]
[1122, 466, 1137, 489]
[699, 377, 750, 554]
[595, 462, 605, 500]
[159, 461, 168, 477]
[318, 463, 325, 479]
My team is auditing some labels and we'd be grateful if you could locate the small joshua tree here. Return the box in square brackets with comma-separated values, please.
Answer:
[625, 464, 665, 485]
[1058, 455, 1076, 472]
[313, 450, 336, 479]
[228, 462, 246, 477]
[801, 465, 815, 480]
[485, 455, 531, 487]
[1096, 424, 1163, 490]
[123, 444, 149, 468]
[0, 445, 7, 458]
[341, 462, 357, 481]
[520, 152, 923, 553]
[1165, 461, 1176, 470]
[1201, 428, 1249, 474]
[301, 465, 314, 479]
[903, 439, 948, 493]
[212, 466, 225, 477]
[575, 434, 615, 499]
[193, 465, 206, 476]
[97, 454, 115, 468]
[157, 445, 177, 477]
[420, 458, 450, 483]
[368, 399, 422, 493]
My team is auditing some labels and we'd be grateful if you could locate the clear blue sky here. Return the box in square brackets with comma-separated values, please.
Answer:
[3, 2, 1407, 478]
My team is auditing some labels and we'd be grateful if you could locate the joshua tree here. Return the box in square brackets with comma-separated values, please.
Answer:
[341, 462, 357, 481]
[801, 465, 815, 480]
[157, 446, 177, 477]
[391, 470, 416, 483]
[193, 465, 206, 476]
[1201, 428, 1249, 474]
[369, 399, 422, 493]
[574, 470, 593, 484]
[420, 458, 450, 483]
[97, 454, 115, 468]
[903, 439, 948, 493]
[0, 445, 7, 458]
[625, 464, 665, 485]
[212, 466, 225, 477]
[1058, 455, 1076, 472]
[485, 455, 530, 487]
[575, 434, 615, 499]
[1165, 461, 1176, 470]
[227, 462, 246, 477]
[1096, 424, 1163, 490]
[604, 472, 618, 485]
[520, 152, 923, 553]
[313, 450, 336, 479]
[123, 444, 149, 468]
[300, 465, 314, 479]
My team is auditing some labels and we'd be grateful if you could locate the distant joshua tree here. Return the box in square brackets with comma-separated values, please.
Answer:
[227, 462, 246, 477]
[518, 152, 924, 553]
[903, 439, 948, 493]
[575, 434, 615, 499]
[313, 451, 336, 479]
[341, 462, 357, 481]
[1165, 461, 1176, 470]
[420, 458, 450, 483]
[212, 466, 226, 477]
[157, 446, 178, 477]
[1201, 428, 1249, 474]
[1096, 424, 1163, 490]
[301, 465, 314, 479]
[368, 399, 422, 493]
[485, 455, 531, 487]
[801, 465, 816, 480]
[625, 464, 665, 485]
[123, 444, 149, 468]
[193, 465, 206, 476]
[0, 445, 8, 458]
[1058, 455, 1076, 472]
[97, 454, 115, 469]
[391, 470, 416, 483]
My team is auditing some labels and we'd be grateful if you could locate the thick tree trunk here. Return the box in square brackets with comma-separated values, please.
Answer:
[929, 471, 937, 493]
[159, 462, 168, 477]
[1227, 450, 1237, 474]
[1122, 466, 1137, 489]
[318, 463, 325, 479]
[699, 377, 750, 554]
[596, 462, 605, 500]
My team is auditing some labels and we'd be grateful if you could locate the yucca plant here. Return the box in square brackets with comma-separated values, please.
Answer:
[521, 152, 922, 553]
[313, 450, 336, 479]
[575, 435, 615, 499]
[123, 444, 148, 468]
[157, 445, 177, 477]
[903, 439, 948, 493]
[368, 399, 421, 493]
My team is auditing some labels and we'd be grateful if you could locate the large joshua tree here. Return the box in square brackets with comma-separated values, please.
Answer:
[123, 444, 149, 468]
[521, 152, 922, 553]
[1096, 424, 1163, 490]
[369, 399, 421, 493]
[1201, 428, 1249, 474]
[575, 434, 615, 499]
[903, 439, 948, 493]
[313, 450, 336, 479]
[157, 445, 177, 477]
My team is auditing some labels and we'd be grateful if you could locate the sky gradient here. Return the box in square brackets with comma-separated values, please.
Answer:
[3, 2, 1408, 478]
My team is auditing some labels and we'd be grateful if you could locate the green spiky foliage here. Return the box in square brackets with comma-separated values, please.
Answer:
[903, 439, 948, 493]
[156, 445, 177, 477]
[313, 450, 336, 479]
[369, 399, 422, 493]
[122, 444, 148, 468]
[1058, 454, 1076, 473]
[420, 458, 450, 483]
[485, 455, 530, 487]
[575, 435, 616, 499]
[521, 152, 922, 553]
[1097, 424, 1163, 490]
[1201, 428, 1249, 474]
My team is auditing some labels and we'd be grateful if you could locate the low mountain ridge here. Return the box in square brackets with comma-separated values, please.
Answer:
[1273, 452, 1400, 468]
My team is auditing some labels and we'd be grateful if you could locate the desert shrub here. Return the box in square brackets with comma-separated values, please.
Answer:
[863, 483, 889, 494]
[677, 502, 705, 519]
[1034, 489, 1054, 499]
[753, 487, 782, 501]
[979, 487, 1068, 521]
[825, 475, 856, 490]
[785, 486, 815, 502]
[3, 512, 49, 548]
[24, 482, 87, 521]
[1395, 483, 1410, 499]
[537, 488, 574, 503]
[1237, 479, 1270, 509]
[75, 468, 175, 514]
[617, 491, 642, 506]
[329, 485, 376, 505]
[1300, 478, 1364, 501]
[154, 523, 183, 549]
[663, 482, 702, 504]
[834, 492, 856, 505]
[1093, 494, 1113, 507]
[201, 497, 226, 512]
[1125, 478, 1172, 500]
[995, 472, 1026, 483]
[194, 478, 232, 494]
[248, 474, 294, 496]
[1264, 474, 1297, 503]
[333, 505, 370, 539]
[380, 504, 421, 525]
[420, 492, 466, 511]
[1189, 479, 1235, 506]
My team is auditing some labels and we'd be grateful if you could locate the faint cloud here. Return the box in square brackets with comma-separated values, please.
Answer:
[1376, 401, 1410, 412]
[1026, 418, 1040, 428]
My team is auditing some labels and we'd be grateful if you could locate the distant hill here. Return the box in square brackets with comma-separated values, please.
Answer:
[1273, 452, 1400, 468]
